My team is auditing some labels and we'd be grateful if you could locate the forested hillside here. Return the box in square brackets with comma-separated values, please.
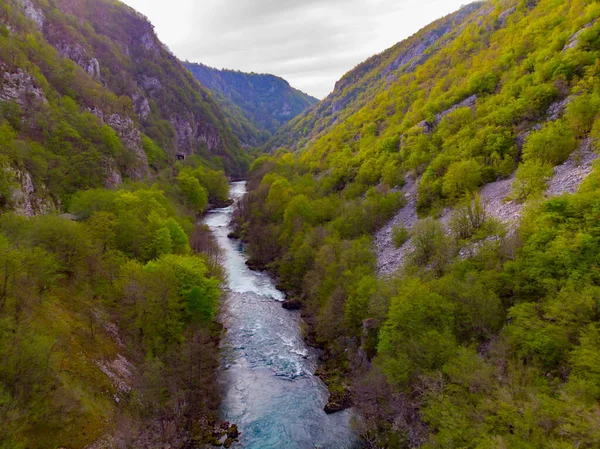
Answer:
[0, 0, 249, 216]
[266, 1, 485, 151]
[185, 62, 318, 147]
[0, 0, 244, 447]
[236, 0, 600, 446]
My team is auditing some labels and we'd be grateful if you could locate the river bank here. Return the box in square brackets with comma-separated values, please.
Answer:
[205, 182, 358, 449]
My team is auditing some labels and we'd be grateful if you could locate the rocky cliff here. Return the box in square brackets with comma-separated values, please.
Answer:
[0, 0, 250, 213]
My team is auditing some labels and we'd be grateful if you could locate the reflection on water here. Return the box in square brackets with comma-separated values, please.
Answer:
[204, 182, 358, 449]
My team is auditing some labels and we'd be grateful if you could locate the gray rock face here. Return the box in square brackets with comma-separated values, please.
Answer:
[139, 75, 162, 92]
[103, 157, 123, 189]
[417, 95, 478, 133]
[384, 3, 484, 81]
[383, 28, 441, 76]
[89, 108, 149, 181]
[131, 92, 151, 121]
[140, 32, 159, 55]
[85, 58, 101, 79]
[16, 0, 44, 30]
[12, 170, 54, 217]
[516, 123, 543, 151]
[0, 63, 47, 108]
[170, 114, 222, 156]
[564, 21, 596, 51]
[546, 97, 573, 121]
[54, 41, 102, 79]
[497, 6, 517, 26]
[546, 138, 598, 197]
[479, 175, 521, 226]
[375, 175, 420, 276]
[434, 95, 478, 125]
[375, 139, 600, 277]
[277, 102, 292, 118]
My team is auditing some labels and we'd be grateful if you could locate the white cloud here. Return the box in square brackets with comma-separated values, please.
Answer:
[121, 0, 471, 98]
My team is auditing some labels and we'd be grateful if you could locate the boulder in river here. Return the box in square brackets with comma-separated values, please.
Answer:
[282, 298, 302, 310]
[324, 401, 346, 414]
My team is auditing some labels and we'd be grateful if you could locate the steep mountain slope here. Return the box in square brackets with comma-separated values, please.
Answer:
[267, 1, 485, 151]
[0, 1, 242, 448]
[185, 62, 318, 146]
[237, 0, 600, 447]
[0, 0, 249, 215]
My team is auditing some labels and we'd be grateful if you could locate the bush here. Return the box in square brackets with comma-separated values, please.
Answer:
[442, 159, 483, 200]
[522, 119, 578, 165]
[511, 160, 554, 201]
[449, 194, 487, 241]
[411, 217, 449, 270]
[392, 224, 410, 248]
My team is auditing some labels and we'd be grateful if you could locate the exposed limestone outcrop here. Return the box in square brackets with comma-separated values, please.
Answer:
[103, 157, 123, 189]
[376, 139, 600, 276]
[89, 108, 149, 180]
[383, 27, 441, 76]
[52, 40, 101, 79]
[170, 114, 222, 157]
[375, 176, 419, 276]
[12, 170, 55, 217]
[546, 97, 572, 121]
[140, 32, 159, 54]
[564, 20, 596, 51]
[547, 138, 598, 197]
[0, 63, 47, 109]
[16, 0, 44, 30]
[416, 95, 478, 133]
[95, 354, 134, 395]
[498, 6, 517, 24]
[383, 3, 484, 80]
[139, 75, 162, 93]
[132, 92, 151, 121]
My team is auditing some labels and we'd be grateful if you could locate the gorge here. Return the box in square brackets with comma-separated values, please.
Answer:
[3, 0, 600, 448]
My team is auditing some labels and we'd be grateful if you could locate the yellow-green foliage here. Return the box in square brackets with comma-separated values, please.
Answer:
[238, 0, 600, 446]
[0, 184, 221, 448]
[0, 0, 249, 205]
[267, 0, 600, 211]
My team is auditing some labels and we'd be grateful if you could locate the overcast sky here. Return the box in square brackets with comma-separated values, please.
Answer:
[121, 0, 470, 99]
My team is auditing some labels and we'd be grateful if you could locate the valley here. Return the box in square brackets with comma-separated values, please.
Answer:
[2, 0, 600, 448]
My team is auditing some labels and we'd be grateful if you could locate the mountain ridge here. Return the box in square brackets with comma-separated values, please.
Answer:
[185, 61, 318, 146]
[266, 1, 487, 151]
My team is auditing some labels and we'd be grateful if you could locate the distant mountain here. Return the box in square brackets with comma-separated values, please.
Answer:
[184, 62, 318, 146]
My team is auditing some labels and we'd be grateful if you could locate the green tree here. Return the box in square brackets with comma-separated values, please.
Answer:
[178, 172, 208, 213]
[511, 160, 554, 200]
[442, 160, 483, 200]
[522, 119, 578, 165]
[153, 227, 173, 257]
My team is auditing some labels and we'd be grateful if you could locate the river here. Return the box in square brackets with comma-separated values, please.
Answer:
[204, 182, 358, 449]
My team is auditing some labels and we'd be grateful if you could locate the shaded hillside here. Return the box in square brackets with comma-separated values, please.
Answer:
[236, 0, 600, 447]
[185, 62, 318, 146]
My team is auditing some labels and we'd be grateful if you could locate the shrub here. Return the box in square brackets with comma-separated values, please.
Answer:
[411, 217, 449, 270]
[449, 194, 487, 241]
[511, 160, 554, 201]
[522, 119, 578, 165]
[392, 224, 410, 248]
[442, 160, 483, 200]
